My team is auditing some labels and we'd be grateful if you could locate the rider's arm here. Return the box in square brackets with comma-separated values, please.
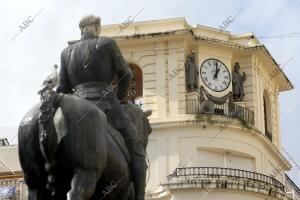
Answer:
[109, 40, 133, 100]
[56, 49, 73, 94]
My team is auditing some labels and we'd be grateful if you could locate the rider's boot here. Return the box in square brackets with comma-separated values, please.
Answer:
[119, 117, 147, 200]
[131, 142, 147, 200]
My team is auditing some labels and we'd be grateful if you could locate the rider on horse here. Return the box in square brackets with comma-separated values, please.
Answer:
[56, 15, 147, 200]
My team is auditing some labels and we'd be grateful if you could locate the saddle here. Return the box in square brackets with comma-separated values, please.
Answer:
[73, 82, 132, 164]
[53, 97, 132, 164]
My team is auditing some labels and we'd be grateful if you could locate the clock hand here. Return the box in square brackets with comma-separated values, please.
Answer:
[214, 62, 219, 79]
[216, 65, 221, 75]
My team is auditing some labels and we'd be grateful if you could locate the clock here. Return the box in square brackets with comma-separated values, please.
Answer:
[200, 58, 231, 92]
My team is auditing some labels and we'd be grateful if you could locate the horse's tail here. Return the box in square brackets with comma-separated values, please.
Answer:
[38, 90, 62, 197]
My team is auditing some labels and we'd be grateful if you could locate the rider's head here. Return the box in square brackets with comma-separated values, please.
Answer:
[79, 15, 101, 37]
[234, 62, 240, 71]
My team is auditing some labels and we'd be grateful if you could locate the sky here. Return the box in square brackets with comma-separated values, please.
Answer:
[0, 0, 299, 185]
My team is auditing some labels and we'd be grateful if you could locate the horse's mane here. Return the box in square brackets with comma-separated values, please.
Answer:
[122, 101, 143, 123]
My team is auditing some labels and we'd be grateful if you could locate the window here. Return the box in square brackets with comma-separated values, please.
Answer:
[197, 148, 255, 171]
[227, 154, 255, 171]
[263, 90, 272, 141]
[197, 149, 224, 168]
[125, 63, 143, 109]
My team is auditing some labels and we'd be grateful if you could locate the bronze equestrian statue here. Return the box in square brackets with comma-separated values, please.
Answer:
[18, 15, 151, 200]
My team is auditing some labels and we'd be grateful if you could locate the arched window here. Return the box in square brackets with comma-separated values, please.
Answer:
[263, 90, 272, 141]
[125, 62, 143, 108]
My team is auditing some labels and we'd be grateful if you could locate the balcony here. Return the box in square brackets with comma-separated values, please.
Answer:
[164, 167, 290, 199]
[285, 174, 300, 199]
[186, 99, 255, 125]
[167, 167, 284, 191]
[0, 179, 27, 200]
[0, 179, 18, 199]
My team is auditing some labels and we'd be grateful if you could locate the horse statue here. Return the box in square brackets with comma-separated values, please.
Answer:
[18, 86, 152, 200]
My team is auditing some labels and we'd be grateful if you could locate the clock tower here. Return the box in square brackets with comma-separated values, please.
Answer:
[101, 17, 299, 200]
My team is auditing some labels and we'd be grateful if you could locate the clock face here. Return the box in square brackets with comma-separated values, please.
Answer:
[200, 58, 231, 92]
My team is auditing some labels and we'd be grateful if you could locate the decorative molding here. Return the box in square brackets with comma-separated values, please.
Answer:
[164, 175, 293, 200]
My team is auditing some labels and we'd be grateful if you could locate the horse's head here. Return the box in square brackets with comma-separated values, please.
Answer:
[142, 109, 152, 142]
[122, 101, 152, 148]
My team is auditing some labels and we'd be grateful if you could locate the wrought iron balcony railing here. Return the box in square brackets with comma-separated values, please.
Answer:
[0, 179, 18, 199]
[186, 99, 255, 125]
[285, 174, 300, 197]
[168, 167, 285, 192]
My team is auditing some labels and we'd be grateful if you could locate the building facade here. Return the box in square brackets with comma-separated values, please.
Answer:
[101, 18, 299, 200]
[0, 145, 26, 199]
[0, 17, 299, 200]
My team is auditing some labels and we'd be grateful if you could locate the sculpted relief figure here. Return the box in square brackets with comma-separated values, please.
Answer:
[18, 14, 151, 200]
[232, 62, 246, 102]
[185, 52, 199, 92]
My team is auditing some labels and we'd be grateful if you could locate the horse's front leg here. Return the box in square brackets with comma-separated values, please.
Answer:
[67, 169, 98, 200]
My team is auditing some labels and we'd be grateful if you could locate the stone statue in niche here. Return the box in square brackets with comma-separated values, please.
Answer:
[185, 52, 199, 92]
[232, 62, 246, 102]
